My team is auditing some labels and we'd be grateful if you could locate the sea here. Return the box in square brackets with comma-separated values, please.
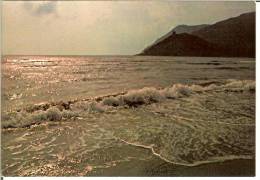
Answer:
[1, 55, 255, 176]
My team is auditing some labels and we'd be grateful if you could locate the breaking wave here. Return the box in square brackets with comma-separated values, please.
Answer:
[2, 79, 255, 129]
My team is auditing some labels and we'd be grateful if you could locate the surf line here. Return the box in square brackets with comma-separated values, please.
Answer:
[116, 137, 253, 167]
[116, 137, 186, 166]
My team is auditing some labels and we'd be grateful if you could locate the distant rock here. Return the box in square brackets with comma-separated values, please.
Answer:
[141, 31, 222, 57]
[140, 12, 255, 57]
[143, 24, 209, 52]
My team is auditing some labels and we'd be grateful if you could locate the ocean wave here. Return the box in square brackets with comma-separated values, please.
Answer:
[2, 107, 79, 129]
[2, 79, 255, 129]
[99, 79, 254, 108]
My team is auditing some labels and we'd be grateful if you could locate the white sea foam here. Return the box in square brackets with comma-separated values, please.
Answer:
[224, 79, 255, 91]
[101, 79, 255, 108]
[2, 79, 255, 129]
[160, 84, 193, 98]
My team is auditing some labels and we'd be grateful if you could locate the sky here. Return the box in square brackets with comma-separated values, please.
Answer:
[2, 1, 255, 55]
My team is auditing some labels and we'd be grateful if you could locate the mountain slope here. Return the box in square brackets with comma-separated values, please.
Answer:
[174, 24, 209, 34]
[140, 12, 255, 57]
[192, 12, 255, 57]
[144, 24, 209, 52]
[141, 32, 222, 57]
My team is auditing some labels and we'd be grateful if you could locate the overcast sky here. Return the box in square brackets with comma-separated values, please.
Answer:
[2, 1, 255, 55]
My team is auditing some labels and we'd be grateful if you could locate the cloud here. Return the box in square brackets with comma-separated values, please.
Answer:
[35, 2, 57, 16]
[23, 1, 57, 16]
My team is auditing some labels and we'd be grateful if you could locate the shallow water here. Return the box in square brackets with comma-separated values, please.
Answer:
[1, 56, 255, 176]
